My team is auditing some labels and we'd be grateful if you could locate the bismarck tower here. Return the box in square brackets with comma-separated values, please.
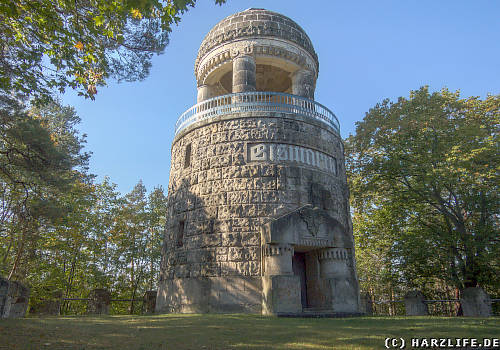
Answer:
[156, 8, 360, 315]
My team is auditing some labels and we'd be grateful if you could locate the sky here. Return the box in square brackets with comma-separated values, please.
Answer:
[61, 0, 500, 195]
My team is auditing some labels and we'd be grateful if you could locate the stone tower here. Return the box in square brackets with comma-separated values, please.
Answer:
[156, 8, 360, 315]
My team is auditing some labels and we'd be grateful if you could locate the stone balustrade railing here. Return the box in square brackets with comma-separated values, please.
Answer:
[174, 92, 340, 136]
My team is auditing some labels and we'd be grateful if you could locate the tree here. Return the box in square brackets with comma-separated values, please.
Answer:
[110, 181, 149, 313]
[346, 87, 499, 295]
[1, 0, 226, 102]
[30, 178, 95, 314]
[145, 186, 167, 290]
[352, 198, 407, 314]
[85, 177, 123, 285]
[0, 98, 90, 280]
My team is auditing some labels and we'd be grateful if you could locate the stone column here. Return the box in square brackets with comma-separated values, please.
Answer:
[143, 290, 157, 314]
[460, 287, 492, 317]
[0, 277, 8, 317]
[87, 289, 111, 315]
[263, 243, 294, 276]
[232, 55, 256, 93]
[404, 291, 429, 316]
[197, 84, 216, 103]
[292, 69, 315, 99]
[318, 248, 357, 313]
[319, 248, 349, 278]
[261, 243, 301, 314]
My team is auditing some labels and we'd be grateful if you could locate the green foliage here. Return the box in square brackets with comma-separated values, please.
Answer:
[347, 87, 499, 303]
[0, 97, 89, 200]
[22, 178, 168, 315]
[0, 0, 226, 102]
[108, 181, 166, 314]
[0, 97, 90, 280]
[0, 98, 168, 314]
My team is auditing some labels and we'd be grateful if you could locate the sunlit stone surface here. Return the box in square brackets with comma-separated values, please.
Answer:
[156, 8, 360, 315]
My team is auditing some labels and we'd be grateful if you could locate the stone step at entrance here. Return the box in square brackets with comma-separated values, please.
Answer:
[303, 307, 334, 313]
[277, 309, 364, 318]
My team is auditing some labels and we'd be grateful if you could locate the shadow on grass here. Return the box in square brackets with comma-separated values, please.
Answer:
[0, 315, 498, 350]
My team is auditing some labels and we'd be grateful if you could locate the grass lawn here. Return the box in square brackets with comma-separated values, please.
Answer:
[0, 315, 498, 350]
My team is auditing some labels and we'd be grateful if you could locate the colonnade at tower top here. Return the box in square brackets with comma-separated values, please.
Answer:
[194, 8, 319, 102]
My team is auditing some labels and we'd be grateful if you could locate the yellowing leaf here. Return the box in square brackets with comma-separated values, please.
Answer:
[74, 41, 84, 50]
[131, 9, 142, 19]
[94, 15, 104, 27]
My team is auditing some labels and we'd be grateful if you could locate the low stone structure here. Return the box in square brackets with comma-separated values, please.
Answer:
[404, 291, 428, 316]
[143, 290, 157, 314]
[460, 287, 492, 317]
[359, 292, 373, 315]
[87, 289, 111, 315]
[0, 276, 30, 318]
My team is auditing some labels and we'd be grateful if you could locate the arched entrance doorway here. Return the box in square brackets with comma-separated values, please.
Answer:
[260, 205, 360, 315]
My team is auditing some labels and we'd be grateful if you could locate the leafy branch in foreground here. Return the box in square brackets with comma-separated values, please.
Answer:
[0, 0, 226, 103]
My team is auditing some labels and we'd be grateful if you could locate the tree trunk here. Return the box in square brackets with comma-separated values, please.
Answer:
[8, 230, 25, 280]
[150, 249, 154, 291]
[389, 288, 395, 316]
[129, 234, 135, 314]
[455, 288, 463, 316]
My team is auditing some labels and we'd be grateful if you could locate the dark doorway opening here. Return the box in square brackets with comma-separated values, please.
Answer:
[292, 252, 308, 309]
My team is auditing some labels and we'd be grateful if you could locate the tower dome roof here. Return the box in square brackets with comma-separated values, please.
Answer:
[195, 8, 318, 73]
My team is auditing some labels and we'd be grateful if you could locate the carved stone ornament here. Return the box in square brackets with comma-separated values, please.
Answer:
[195, 9, 319, 78]
[230, 45, 254, 59]
[197, 43, 317, 86]
[197, 22, 317, 66]
[230, 47, 240, 58]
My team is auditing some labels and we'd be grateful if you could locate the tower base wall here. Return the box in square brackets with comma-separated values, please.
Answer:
[156, 277, 262, 314]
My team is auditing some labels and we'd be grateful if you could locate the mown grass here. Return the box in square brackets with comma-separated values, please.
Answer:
[0, 315, 498, 350]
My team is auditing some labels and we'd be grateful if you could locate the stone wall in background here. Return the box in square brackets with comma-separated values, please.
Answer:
[404, 291, 429, 316]
[87, 288, 111, 315]
[143, 290, 157, 314]
[461, 287, 492, 317]
[0, 276, 30, 318]
[359, 292, 373, 315]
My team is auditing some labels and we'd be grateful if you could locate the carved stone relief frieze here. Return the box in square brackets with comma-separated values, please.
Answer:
[246, 142, 337, 175]
[196, 42, 317, 85]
